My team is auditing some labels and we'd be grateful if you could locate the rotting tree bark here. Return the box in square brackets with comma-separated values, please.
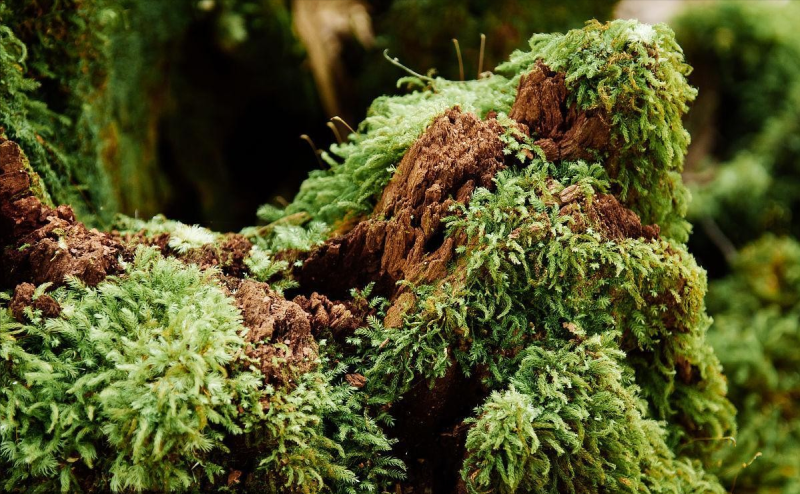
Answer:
[509, 61, 611, 163]
[296, 108, 507, 301]
[0, 137, 124, 289]
[0, 62, 663, 493]
[232, 278, 319, 387]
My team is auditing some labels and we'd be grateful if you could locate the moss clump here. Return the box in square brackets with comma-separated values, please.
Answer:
[0, 247, 399, 493]
[2, 18, 736, 493]
[462, 335, 722, 494]
[1, 248, 261, 491]
[283, 19, 731, 492]
[279, 20, 697, 242]
[354, 160, 732, 490]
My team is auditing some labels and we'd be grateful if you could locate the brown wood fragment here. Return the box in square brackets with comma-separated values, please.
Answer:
[0, 138, 124, 289]
[509, 61, 610, 162]
[9, 282, 61, 321]
[296, 107, 506, 299]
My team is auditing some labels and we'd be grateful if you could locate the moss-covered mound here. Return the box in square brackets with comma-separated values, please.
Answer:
[2, 19, 735, 493]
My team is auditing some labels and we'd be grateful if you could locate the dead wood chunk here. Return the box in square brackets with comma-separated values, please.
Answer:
[589, 194, 660, 241]
[559, 193, 659, 241]
[345, 373, 366, 388]
[558, 193, 659, 241]
[384, 290, 416, 329]
[559, 184, 582, 204]
[375, 107, 506, 220]
[0, 139, 47, 242]
[0, 138, 24, 172]
[182, 233, 253, 276]
[33, 293, 61, 319]
[293, 292, 366, 337]
[555, 107, 611, 161]
[675, 355, 699, 385]
[227, 470, 242, 487]
[1, 191, 52, 244]
[2, 214, 124, 288]
[8, 282, 34, 321]
[509, 62, 567, 137]
[112, 231, 171, 258]
[219, 234, 253, 277]
[150, 232, 171, 254]
[297, 108, 506, 299]
[0, 170, 30, 202]
[0, 140, 28, 199]
[235, 280, 318, 385]
[509, 61, 610, 162]
[1, 138, 125, 288]
[25, 224, 123, 286]
[9, 282, 61, 321]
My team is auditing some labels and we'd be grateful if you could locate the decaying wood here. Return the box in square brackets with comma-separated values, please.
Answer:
[510, 61, 611, 162]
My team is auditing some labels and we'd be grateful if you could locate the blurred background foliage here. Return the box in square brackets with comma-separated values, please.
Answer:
[2, 1, 800, 492]
[704, 236, 800, 493]
[0, 0, 618, 230]
[677, 1, 800, 275]
[0, 0, 323, 230]
[673, 2, 800, 492]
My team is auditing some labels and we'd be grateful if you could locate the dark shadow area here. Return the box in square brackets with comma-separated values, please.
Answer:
[157, 16, 330, 231]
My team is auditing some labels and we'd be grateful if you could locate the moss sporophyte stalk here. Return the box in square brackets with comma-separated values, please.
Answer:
[1, 18, 740, 493]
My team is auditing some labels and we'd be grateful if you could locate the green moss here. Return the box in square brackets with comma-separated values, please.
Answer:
[0, 248, 399, 493]
[497, 20, 696, 240]
[331, 20, 729, 491]
[2, 16, 740, 493]
[357, 162, 733, 465]
[462, 335, 724, 494]
[0, 248, 262, 491]
[252, 360, 403, 494]
[272, 20, 697, 243]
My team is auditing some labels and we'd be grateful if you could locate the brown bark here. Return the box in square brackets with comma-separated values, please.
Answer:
[293, 291, 367, 338]
[509, 61, 611, 162]
[0, 137, 124, 288]
[296, 107, 507, 300]
[232, 279, 319, 387]
[558, 186, 660, 241]
[9, 282, 61, 321]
